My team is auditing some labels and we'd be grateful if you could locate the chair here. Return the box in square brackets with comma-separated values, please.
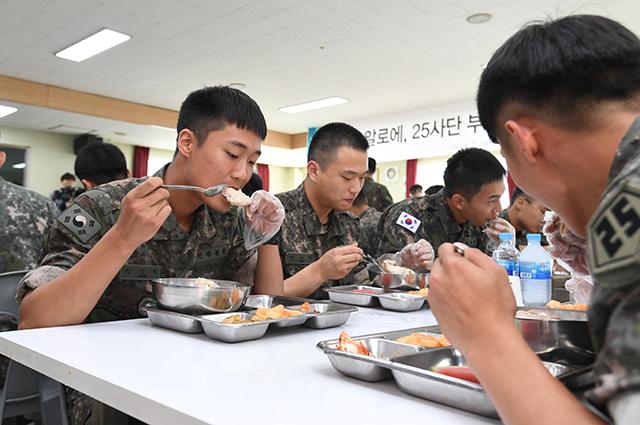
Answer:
[0, 270, 68, 425]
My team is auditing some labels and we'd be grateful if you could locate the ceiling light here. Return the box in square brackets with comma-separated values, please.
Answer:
[279, 97, 349, 114]
[0, 105, 18, 118]
[148, 125, 176, 132]
[55, 29, 131, 62]
[466, 13, 492, 24]
[12, 163, 26, 169]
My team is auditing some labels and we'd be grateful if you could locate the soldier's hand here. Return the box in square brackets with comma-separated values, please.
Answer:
[317, 244, 364, 281]
[245, 191, 285, 237]
[483, 217, 516, 242]
[397, 239, 434, 271]
[112, 177, 171, 249]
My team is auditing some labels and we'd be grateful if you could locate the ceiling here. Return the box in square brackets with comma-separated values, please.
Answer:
[1, 0, 640, 150]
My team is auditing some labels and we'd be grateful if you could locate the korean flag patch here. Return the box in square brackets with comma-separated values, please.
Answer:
[396, 212, 421, 234]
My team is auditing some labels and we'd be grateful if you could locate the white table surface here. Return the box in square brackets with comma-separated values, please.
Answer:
[0, 306, 499, 425]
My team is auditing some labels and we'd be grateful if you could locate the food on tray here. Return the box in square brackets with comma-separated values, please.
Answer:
[515, 309, 562, 320]
[299, 301, 313, 313]
[336, 331, 370, 356]
[352, 288, 378, 294]
[396, 333, 450, 348]
[222, 187, 252, 206]
[433, 366, 480, 384]
[252, 304, 303, 321]
[408, 287, 429, 297]
[546, 300, 588, 311]
[222, 314, 252, 324]
[381, 259, 417, 285]
[194, 277, 219, 288]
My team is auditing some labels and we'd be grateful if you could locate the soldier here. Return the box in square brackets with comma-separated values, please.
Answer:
[0, 150, 57, 273]
[50, 172, 83, 212]
[499, 187, 549, 249]
[376, 148, 510, 268]
[361, 157, 393, 212]
[74, 142, 129, 189]
[265, 122, 368, 299]
[429, 15, 640, 424]
[409, 184, 423, 198]
[350, 188, 382, 256]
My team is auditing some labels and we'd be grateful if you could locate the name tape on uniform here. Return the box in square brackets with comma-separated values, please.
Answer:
[396, 212, 421, 233]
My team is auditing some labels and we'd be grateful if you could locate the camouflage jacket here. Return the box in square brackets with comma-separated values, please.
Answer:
[267, 184, 365, 299]
[17, 168, 254, 323]
[359, 207, 382, 256]
[377, 188, 490, 256]
[361, 177, 393, 212]
[50, 186, 84, 213]
[586, 117, 640, 406]
[0, 177, 56, 273]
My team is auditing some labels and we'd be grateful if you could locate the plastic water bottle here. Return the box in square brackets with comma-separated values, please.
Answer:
[492, 233, 519, 277]
[519, 233, 552, 306]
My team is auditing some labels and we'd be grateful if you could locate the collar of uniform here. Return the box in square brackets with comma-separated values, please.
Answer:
[292, 184, 333, 236]
[435, 190, 462, 236]
[608, 117, 640, 181]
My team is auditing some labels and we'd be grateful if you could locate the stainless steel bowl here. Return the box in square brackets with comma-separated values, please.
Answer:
[152, 278, 251, 315]
[514, 307, 594, 364]
[375, 271, 428, 289]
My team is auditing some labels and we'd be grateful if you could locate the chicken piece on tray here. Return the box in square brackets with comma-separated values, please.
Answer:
[336, 331, 371, 356]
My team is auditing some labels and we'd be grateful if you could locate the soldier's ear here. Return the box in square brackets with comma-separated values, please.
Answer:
[0, 151, 6, 169]
[307, 160, 321, 182]
[450, 193, 465, 211]
[176, 129, 196, 158]
[81, 179, 96, 190]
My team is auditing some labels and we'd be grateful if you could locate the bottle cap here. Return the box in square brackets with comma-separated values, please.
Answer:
[499, 232, 513, 240]
[527, 233, 541, 242]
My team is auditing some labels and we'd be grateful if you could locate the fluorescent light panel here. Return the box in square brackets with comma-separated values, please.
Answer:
[56, 29, 131, 62]
[279, 97, 348, 114]
[0, 105, 18, 118]
[12, 163, 26, 169]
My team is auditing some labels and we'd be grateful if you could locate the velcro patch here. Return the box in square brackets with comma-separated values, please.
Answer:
[396, 212, 421, 234]
[56, 204, 102, 244]
[590, 185, 640, 273]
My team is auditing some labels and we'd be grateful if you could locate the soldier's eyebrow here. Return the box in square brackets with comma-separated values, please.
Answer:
[227, 140, 261, 156]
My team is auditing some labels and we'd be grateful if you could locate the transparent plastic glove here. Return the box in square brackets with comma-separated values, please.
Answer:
[243, 190, 285, 250]
[543, 212, 590, 275]
[395, 239, 435, 271]
[483, 217, 516, 242]
[565, 275, 593, 304]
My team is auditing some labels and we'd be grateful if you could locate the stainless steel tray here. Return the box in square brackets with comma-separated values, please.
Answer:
[325, 285, 389, 306]
[373, 272, 429, 290]
[317, 326, 592, 418]
[147, 307, 203, 333]
[200, 312, 271, 342]
[377, 293, 426, 312]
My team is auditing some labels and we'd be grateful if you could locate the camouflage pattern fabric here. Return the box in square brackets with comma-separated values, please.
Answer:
[358, 207, 382, 256]
[361, 177, 393, 212]
[50, 186, 84, 213]
[376, 188, 490, 256]
[0, 177, 56, 273]
[499, 209, 548, 248]
[586, 117, 640, 407]
[267, 184, 365, 299]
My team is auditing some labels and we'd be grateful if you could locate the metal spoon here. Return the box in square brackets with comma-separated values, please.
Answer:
[161, 183, 228, 197]
[363, 253, 383, 272]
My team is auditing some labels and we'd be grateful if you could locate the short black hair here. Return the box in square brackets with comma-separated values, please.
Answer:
[409, 184, 423, 195]
[75, 143, 128, 186]
[242, 172, 263, 197]
[368, 157, 377, 174]
[509, 187, 535, 206]
[176, 86, 267, 148]
[60, 173, 75, 181]
[353, 187, 368, 207]
[443, 148, 506, 199]
[307, 122, 369, 166]
[425, 184, 444, 195]
[478, 15, 640, 143]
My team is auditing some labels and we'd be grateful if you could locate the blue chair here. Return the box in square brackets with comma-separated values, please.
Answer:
[0, 270, 68, 425]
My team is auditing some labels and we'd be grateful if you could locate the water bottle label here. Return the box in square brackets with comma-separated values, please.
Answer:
[519, 262, 551, 279]
[497, 259, 519, 276]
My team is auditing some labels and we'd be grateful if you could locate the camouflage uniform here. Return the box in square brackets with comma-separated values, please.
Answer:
[358, 207, 382, 256]
[377, 188, 490, 256]
[18, 166, 255, 425]
[361, 177, 393, 212]
[50, 186, 84, 213]
[267, 184, 365, 300]
[499, 209, 548, 249]
[0, 177, 56, 273]
[585, 118, 640, 411]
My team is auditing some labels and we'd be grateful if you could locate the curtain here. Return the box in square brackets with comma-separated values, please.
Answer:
[405, 159, 417, 198]
[257, 163, 270, 191]
[133, 146, 150, 178]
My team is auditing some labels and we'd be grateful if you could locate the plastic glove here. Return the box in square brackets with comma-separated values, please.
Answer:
[483, 217, 516, 242]
[395, 239, 435, 271]
[565, 275, 593, 304]
[243, 190, 285, 250]
[543, 212, 590, 275]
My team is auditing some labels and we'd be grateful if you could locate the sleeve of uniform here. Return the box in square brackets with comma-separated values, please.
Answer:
[16, 193, 109, 303]
[376, 202, 419, 256]
[223, 209, 257, 281]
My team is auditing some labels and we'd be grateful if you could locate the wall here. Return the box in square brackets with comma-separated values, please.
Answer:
[376, 160, 407, 202]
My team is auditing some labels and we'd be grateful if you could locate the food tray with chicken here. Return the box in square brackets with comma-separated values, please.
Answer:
[147, 295, 358, 342]
[316, 326, 593, 418]
[324, 285, 428, 311]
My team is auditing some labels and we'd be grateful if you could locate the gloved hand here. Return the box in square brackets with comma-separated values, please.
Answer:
[243, 190, 285, 250]
[483, 217, 516, 242]
[395, 239, 435, 271]
[564, 275, 593, 304]
[543, 212, 590, 275]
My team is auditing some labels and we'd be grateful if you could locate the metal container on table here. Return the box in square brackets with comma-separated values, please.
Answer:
[298, 302, 358, 329]
[146, 307, 203, 333]
[377, 293, 426, 312]
[199, 312, 270, 342]
[324, 285, 388, 307]
[152, 278, 251, 315]
[375, 272, 429, 290]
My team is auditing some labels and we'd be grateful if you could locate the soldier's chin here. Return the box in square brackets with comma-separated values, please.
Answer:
[206, 196, 231, 212]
